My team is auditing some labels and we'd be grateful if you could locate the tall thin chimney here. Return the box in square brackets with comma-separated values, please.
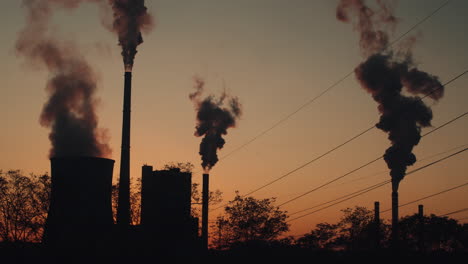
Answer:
[202, 173, 209, 250]
[117, 71, 132, 226]
[418, 204, 424, 253]
[391, 179, 399, 251]
[374, 201, 380, 249]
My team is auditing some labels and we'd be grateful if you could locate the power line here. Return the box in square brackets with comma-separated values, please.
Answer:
[287, 181, 389, 223]
[387, 0, 452, 47]
[277, 108, 468, 208]
[381, 182, 468, 213]
[212, 107, 468, 212]
[318, 143, 467, 189]
[288, 142, 468, 216]
[289, 180, 390, 216]
[278, 155, 382, 207]
[215, 0, 452, 164]
[287, 147, 468, 223]
[439, 207, 468, 217]
[245, 125, 375, 197]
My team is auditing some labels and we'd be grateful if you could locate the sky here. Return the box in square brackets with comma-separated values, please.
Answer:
[1, 0, 467, 238]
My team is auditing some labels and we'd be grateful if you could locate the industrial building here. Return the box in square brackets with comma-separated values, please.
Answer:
[140, 165, 200, 253]
[44, 160, 202, 255]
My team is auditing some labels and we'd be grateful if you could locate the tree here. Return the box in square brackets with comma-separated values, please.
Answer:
[399, 214, 465, 252]
[296, 222, 339, 249]
[111, 179, 142, 226]
[334, 206, 375, 250]
[163, 162, 194, 173]
[213, 192, 289, 249]
[190, 182, 223, 218]
[297, 206, 390, 251]
[0, 170, 50, 243]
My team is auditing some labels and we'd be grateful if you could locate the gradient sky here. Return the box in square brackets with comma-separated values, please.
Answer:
[1, 0, 468, 238]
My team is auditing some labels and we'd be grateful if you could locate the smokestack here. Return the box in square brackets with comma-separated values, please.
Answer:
[202, 173, 209, 250]
[391, 180, 399, 251]
[418, 204, 425, 252]
[44, 157, 114, 251]
[374, 201, 380, 249]
[189, 77, 242, 171]
[336, 0, 445, 253]
[117, 71, 132, 226]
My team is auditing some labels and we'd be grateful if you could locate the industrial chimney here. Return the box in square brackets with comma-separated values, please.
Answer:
[391, 179, 399, 251]
[117, 71, 132, 226]
[44, 156, 114, 251]
[202, 173, 209, 250]
[374, 201, 380, 249]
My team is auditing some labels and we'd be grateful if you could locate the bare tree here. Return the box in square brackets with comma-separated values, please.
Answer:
[190, 182, 222, 218]
[112, 179, 141, 225]
[0, 170, 50, 243]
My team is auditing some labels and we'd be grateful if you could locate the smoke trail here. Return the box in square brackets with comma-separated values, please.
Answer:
[337, 0, 397, 57]
[337, 0, 444, 187]
[16, 0, 111, 158]
[106, 0, 153, 71]
[189, 77, 242, 172]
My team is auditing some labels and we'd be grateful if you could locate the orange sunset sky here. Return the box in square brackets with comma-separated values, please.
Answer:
[1, 0, 468, 238]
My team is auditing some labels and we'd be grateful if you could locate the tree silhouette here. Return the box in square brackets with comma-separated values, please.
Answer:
[334, 206, 376, 250]
[190, 182, 223, 218]
[213, 191, 289, 249]
[399, 214, 465, 252]
[163, 162, 194, 173]
[111, 179, 141, 225]
[297, 222, 338, 249]
[297, 206, 391, 251]
[0, 170, 50, 243]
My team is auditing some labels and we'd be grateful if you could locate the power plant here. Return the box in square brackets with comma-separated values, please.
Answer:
[44, 157, 205, 254]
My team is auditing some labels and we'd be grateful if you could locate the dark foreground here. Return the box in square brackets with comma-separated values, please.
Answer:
[1, 243, 466, 263]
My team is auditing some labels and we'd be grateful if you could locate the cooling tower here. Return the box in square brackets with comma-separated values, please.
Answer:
[43, 156, 114, 251]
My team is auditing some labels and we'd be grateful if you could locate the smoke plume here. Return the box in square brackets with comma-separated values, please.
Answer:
[337, 0, 397, 57]
[106, 0, 153, 71]
[16, 0, 111, 158]
[337, 0, 444, 187]
[190, 77, 242, 172]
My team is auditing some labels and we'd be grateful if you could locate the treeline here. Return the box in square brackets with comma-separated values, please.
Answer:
[1, 169, 467, 255]
[208, 195, 468, 253]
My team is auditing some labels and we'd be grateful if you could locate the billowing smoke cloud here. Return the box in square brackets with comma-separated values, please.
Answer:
[16, 0, 111, 158]
[106, 0, 153, 71]
[189, 77, 242, 172]
[337, 0, 444, 188]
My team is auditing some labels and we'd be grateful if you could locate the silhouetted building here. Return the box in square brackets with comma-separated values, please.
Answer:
[140, 165, 199, 253]
[43, 156, 114, 252]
